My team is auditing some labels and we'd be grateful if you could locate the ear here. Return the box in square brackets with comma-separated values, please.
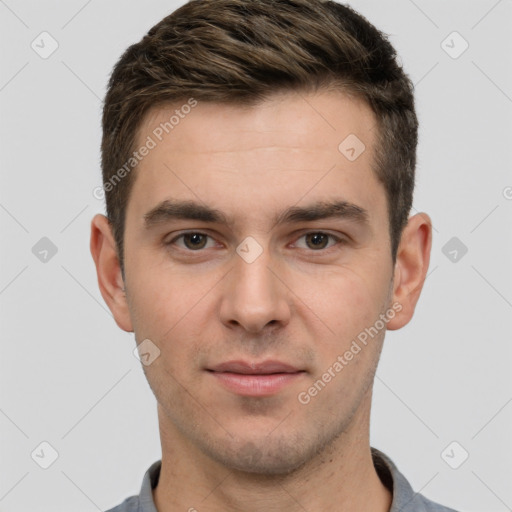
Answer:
[387, 213, 432, 330]
[90, 213, 133, 332]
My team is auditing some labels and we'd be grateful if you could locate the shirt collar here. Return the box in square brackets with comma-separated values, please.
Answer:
[138, 447, 424, 512]
[138, 459, 160, 512]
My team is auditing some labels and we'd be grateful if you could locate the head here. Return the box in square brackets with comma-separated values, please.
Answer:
[101, 0, 418, 277]
[91, 0, 431, 475]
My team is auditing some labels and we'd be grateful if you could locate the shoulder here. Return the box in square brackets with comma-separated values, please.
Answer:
[104, 495, 141, 512]
[411, 492, 460, 512]
[371, 447, 460, 512]
[103, 459, 161, 512]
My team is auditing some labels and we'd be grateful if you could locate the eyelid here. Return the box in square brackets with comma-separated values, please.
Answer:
[165, 230, 347, 252]
[289, 231, 345, 251]
[166, 231, 219, 250]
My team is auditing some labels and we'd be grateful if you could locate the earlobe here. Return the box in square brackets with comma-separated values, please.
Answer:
[387, 213, 432, 331]
[90, 214, 134, 332]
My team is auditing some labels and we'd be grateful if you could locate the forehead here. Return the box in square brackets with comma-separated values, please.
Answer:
[127, 90, 384, 230]
[137, 90, 376, 157]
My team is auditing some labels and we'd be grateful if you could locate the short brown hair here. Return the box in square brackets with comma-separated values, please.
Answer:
[101, 0, 418, 277]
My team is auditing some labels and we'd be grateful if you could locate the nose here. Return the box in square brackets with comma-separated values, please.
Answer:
[219, 241, 291, 334]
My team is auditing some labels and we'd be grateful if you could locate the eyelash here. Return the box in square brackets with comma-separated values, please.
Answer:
[165, 231, 346, 254]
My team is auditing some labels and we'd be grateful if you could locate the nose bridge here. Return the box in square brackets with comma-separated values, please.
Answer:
[220, 236, 290, 332]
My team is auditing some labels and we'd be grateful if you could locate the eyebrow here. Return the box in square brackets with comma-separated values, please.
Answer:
[143, 198, 369, 230]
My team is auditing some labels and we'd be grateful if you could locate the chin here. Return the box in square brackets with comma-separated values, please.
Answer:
[198, 432, 318, 476]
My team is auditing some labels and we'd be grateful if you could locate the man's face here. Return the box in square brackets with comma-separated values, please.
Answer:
[122, 90, 396, 474]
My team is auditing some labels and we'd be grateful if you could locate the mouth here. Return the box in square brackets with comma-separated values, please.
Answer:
[206, 360, 306, 396]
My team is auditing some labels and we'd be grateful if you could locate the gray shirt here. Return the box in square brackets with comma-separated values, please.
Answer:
[105, 447, 458, 512]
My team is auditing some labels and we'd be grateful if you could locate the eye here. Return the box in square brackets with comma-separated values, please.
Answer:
[165, 231, 345, 253]
[168, 232, 216, 251]
[293, 232, 344, 251]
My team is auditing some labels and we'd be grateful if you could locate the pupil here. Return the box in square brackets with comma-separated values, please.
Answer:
[186, 233, 206, 249]
[308, 233, 327, 249]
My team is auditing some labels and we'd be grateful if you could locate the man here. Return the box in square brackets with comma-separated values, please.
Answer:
[90, 0, 458, 510]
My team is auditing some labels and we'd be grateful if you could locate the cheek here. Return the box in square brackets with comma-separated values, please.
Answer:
[292, 266, 387, 348]
[126, 265, 218, 377]
[127, 256, 209, 335]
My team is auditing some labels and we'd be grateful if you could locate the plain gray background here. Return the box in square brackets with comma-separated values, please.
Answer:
[1, 1, 511, 511]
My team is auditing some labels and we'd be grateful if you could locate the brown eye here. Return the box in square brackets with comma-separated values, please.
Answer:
[167, 232, 214, 251]
[304, 232, 330, 250]
[294, 232, 342, 251]
[182, 233, 208, 250]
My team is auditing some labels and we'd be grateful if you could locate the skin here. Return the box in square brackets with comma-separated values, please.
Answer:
[90, 89, 432, 511]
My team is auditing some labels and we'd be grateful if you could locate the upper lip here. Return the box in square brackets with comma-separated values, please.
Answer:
[208, 360, 302, 375]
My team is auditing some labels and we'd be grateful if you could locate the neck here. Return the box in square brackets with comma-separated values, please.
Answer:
[152, 393, 392, 512]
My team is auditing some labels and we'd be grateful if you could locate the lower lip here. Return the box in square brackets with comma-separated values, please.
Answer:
[209, 371, 304, 396]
